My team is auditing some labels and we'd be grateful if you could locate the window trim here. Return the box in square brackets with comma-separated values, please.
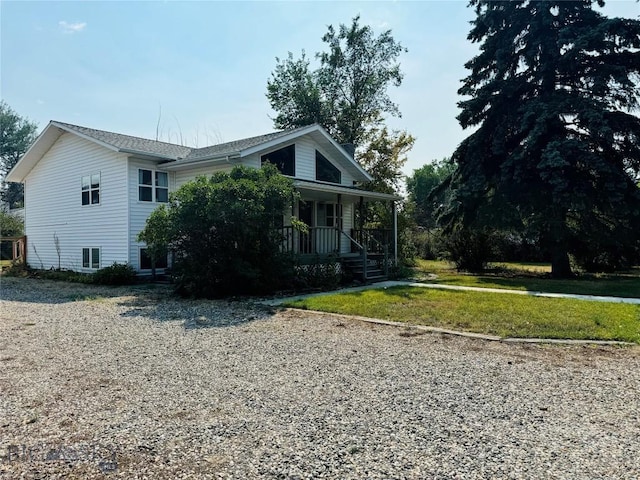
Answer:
[81, 172, 101, 206]
[315, 150, 342, 184]
[261, 144, 296, 177]
[82, 247, 101, 270]
[138, 168, 169, 203]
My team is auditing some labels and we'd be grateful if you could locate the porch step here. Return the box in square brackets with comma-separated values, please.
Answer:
[341, 256, 388, 283]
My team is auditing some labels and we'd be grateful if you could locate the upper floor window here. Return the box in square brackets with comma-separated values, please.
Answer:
[139, 169, 168, 203]
[261, 144, 295, 176]
[316, 151, 341, 184]
[81, 173, 100, 205]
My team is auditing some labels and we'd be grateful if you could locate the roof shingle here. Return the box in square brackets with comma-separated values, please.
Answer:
[53, 121, 311, 162]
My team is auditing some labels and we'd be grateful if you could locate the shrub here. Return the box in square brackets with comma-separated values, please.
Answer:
[442, 228, 494, 272]
[92, 262, 137, 285]
[140, 164, 298, 298]
[571, 244, 639, 273]
[412, 228, 446, 260]
[0, 211, 24, 237]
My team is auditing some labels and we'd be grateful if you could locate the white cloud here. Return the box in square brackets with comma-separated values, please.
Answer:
[59, 21, 87, 34]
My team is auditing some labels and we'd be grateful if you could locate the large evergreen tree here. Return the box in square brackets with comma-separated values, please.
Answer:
[0, 102, 38, 208]
[443, 0, 640, 277]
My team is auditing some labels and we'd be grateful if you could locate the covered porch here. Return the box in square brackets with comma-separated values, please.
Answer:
[279, 180, 401, 281]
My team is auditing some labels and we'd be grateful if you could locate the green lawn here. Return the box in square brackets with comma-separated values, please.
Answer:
[412, 260, 640, 298]
[285, 286, 640, 343]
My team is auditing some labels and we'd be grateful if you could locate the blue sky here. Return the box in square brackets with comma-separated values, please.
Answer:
[1, 1, 638, 177]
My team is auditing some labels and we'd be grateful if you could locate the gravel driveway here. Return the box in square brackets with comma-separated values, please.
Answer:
[1, 277, 639, 479]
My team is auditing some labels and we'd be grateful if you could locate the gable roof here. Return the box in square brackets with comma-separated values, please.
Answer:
[6, 121, 372, 183]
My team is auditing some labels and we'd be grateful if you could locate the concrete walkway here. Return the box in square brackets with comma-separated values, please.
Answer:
[261, 280, 639, 346]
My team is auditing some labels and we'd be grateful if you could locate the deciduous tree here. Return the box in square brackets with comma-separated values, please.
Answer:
[267, 15, 406, 148]
[0, 102, 38, 208]
[406, 158, 454, 228]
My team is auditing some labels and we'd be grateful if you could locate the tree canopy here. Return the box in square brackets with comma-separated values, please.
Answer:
[406, 158, 455, 228]
[267, 15, 406, 148]
[441, 0, 640, 276]
[0, 102, 38, 208]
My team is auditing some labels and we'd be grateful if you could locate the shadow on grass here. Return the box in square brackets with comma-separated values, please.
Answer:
[413, 261, 640, 299]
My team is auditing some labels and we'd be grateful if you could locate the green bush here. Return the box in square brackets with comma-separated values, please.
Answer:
[92, 262, 137, 285]
[140, 164, 298, 298]
[442, 228, 494, 272]
[0, 211, 24, 237]
[412, 228, 446, 260]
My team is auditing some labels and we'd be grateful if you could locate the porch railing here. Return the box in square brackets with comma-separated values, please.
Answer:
[351, 229, 391, 255]
[279, 226, 340, 255]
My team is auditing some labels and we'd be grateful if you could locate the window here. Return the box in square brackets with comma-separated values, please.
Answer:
[139, 169, 168, 202]
[140, 248, 168, 270]
[317, 203, 342, 228]
[261, 144, 295, 176]
[81, 173, 100, 205]
[316, 151, 341, 184]
[82, 247, 100, 269]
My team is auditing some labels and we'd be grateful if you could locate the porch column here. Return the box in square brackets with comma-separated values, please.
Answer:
[392, 201, 398, 264]
[337, 193, 342, 253]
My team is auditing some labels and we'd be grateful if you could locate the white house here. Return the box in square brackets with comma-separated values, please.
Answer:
[6, 121, 400, 279]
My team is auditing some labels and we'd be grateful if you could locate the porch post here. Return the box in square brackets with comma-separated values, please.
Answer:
[392, 201, 398, 264]
[337, 193, 342, 254]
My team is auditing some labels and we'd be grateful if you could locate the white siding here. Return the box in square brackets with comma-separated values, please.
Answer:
[173, 163, 233, 190]
[128, 158, 174, 270]
[24, 133, 129, 271]
[244, 138, 356, 186]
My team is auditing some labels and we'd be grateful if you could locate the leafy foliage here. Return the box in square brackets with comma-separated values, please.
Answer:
[0, 102, 38, 208]
[139, 164, 298, 298]
[406, 158, 455, 228]
[442, 228, 495, 272]
[266, 51, 330, 133]
[137, 205, 169, 278]
[267, 15, 406, 148]
[442, 0, 640, 277]
[92, 262, 137, 285]
[359, 128, 415, 195]
[0, 210, 24, 236]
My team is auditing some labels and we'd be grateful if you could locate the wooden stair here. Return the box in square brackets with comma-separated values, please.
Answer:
[342, 253, 388, 283]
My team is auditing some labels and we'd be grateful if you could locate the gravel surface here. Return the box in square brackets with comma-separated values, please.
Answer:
[1, 277, 639, 479]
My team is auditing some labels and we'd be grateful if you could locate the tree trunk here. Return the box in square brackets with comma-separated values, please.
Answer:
[551, 247, 572, 278]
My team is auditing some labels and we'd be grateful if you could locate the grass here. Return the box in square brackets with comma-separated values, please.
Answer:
[412, 260, 640, 298]
[285, 286, 640, 343]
